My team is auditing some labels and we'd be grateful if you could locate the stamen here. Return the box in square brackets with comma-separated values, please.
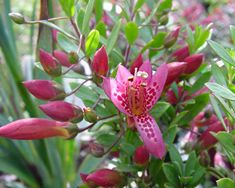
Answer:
[128, 76, 134, 81]
[137, 71, 148, 79]
[134, 68, 138, 77]
[141, 82, 147, 87]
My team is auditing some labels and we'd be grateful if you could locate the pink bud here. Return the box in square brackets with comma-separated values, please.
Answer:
[0, 118, 71, 140]
[39, 49, 61, 77]
[52, 29, 58, 43]
[39, 101, 83, 122]
[171, 46, 190, 61]
[23, 80, 66, 101]
[92, 46, 108, 76]
[130, 54, 143, 74]
[199, 121, 225, 148]
[81, 169, 123, 187]
[164, 26, 180, 48]
[53, 50, 71, 67]
[133, 145, 150, 167]
[184, 54, 204, 74]
[166, 86, 185, 105]
[165, 62, 187, 86]
[192, 112, 218, 127]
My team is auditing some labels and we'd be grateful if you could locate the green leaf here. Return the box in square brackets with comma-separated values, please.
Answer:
[190, 166, 205, 186]
[180, 94, 209, 125]
[230, 25, 235, 44]
[163, 164, 180, 186]
[57, 33, 78, 52]
[85, 29, 100, 57]
[217, 178, 235, 188]
[94, 0, 103, 22]
[59, 0, 75, 17]
[212, 132, 235, 154]
[206, 82, 235, 101]
[208, 40, 235, 66]
[168, 144, 183, 169]
[163, 125, 178, 145]
[188, 72, 211, 95]
[209, 95, 226, 129]
[82, 0, 95, 34]
[185, 152, 197, 176]
[150, 101, 170, 119]
[211, 63, 227, 86]
[125, 22, 138, 45]
[134, 0, 145, 12]
[96, 21, 106, 37]
[106, 19, 121, 55]
[158, 0, 172, 13]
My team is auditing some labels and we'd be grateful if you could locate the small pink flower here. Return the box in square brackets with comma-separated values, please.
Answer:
[92, 46, 108, 76]
[39, 101, 83, 122]
[0, 118, 71, 140]
[102, 61, 168, 159]
[23, 80, 66, 101]
[184, 54, 204, 74]
[81, 169, 123, 187]
[53, 50, 72, 67]
[39, 49, 61, 77]
[133, 145, 150, 166]
[130, 54, 143, 75]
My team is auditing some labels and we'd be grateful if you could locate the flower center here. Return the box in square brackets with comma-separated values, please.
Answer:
[127, 70, 148, 116]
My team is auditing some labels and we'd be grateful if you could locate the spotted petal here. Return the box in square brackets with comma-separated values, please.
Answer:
[116, 64, 132, 85]
[145, 63, 168, 111]
[102, 77, 131, 116]
[134, 114, 166, 159]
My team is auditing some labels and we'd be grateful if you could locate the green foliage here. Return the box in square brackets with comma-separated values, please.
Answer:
[59, 0, 75, 17]
[125, 22, 138, 45]
[85, 29, 100, 57]
[217, 178, 235, 188]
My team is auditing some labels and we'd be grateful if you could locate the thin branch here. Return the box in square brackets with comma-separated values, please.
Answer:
[66, 78, 92, 97]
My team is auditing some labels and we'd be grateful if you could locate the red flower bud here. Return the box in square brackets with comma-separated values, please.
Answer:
[165, 62, 187, 86]
[192, 112, 218, 127]
[89, 142, 105, 157]
[92, 46, 108, 76]
[184, 54, 204, 74]
[39, 101, 83, 123]
[39, 49, 61, 77]
[133, 145, 150, 167]
[171, 46, 190, 61]
[81, 169, 124, 187]
[53, 50, 71, 67]
[166, 86, 185, 105]
[0, 118, 71, 140]
[164, 26, 180, 48]
[23, 80, 66, 101]
[130, 54, 143, 74]
[199, 121, 225, 148]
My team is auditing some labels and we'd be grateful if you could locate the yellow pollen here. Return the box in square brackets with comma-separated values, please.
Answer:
[137, 71, 148, 78]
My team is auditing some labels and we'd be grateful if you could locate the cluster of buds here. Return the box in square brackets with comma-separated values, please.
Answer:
[133, 145, 150, 167]
[165, 45, 204, 87]
[80, 169, 125, 188]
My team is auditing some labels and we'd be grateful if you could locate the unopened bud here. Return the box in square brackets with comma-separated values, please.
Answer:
[133, 145, 150, 167]
[159, 14, 168, 25]
[23, 80, 66, 101]
[53, 50, 71, 67]
[84, 107, 98, 123]
[171, 46, 190, 62]
[199, 151, 210, 166]
[164, 27, 180, 48]
[92, 46, 109, 76]
[9, 13, 25, 24]
[68, 51, 79, 64]
[39, 49, 61, 77]
[184, 54, 204, 74]
[39, 101, 83, 123]
[130, 54, 143, 74]
[89, 142, 105, 157]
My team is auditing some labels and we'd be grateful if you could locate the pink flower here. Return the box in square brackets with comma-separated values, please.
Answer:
[102, 61, 168, 159]
[81, 169, 123, 187]
[0, 118, 71, 140]
[39, 101, 83, 122]
[23, 80, 66, 101]
[133, 145, 150, 166]
[92, 46, 108, 76]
